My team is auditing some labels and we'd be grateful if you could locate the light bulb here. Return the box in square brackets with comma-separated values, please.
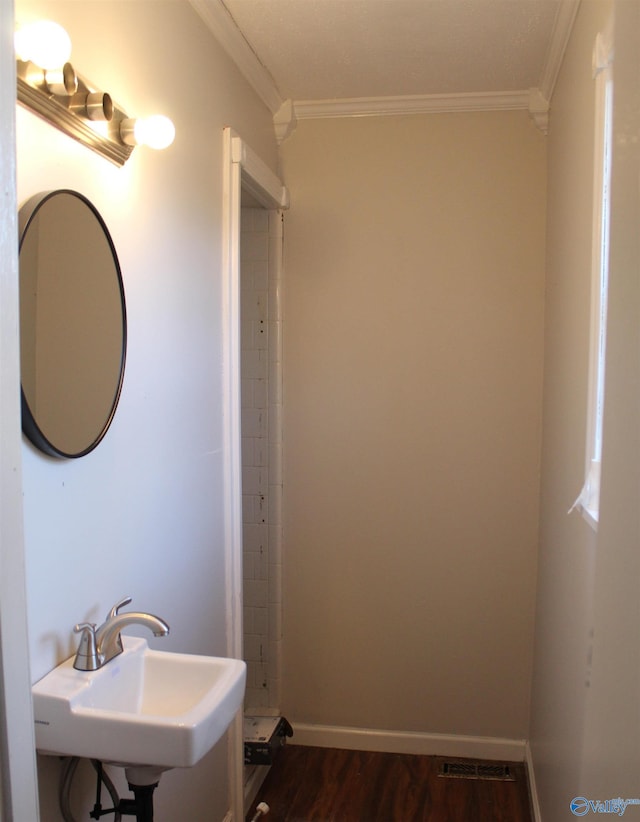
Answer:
[120, 115, 175, 150]
[15, 20, 71, 70]
[135, 115, 176, 150]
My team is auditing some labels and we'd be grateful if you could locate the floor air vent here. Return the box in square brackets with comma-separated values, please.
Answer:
[438, 760, 516, 781]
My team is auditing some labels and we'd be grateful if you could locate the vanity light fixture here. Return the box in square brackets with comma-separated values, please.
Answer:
[15, 20, 175, 166]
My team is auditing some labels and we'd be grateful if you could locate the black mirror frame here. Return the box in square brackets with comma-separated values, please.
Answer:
[18, 189, 127, 459]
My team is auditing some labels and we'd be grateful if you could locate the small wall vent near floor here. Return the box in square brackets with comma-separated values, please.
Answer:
[438, 760, 516, 781]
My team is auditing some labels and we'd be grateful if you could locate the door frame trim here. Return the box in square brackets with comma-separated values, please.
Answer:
[221, 127, 288, 820]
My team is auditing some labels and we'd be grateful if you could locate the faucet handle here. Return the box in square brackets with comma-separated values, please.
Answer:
[107, 596, 132, 620]
[73, 622, 101, 671]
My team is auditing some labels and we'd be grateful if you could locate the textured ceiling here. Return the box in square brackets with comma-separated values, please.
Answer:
[221, 0, 562, 102]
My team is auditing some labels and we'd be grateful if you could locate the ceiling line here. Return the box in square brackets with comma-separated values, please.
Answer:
[189, 0, 283, 114]
[539, 0, 582, 101]
[191, 0, 580, 127]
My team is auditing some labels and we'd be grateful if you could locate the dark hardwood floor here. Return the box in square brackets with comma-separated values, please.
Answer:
[246, 746, 533, 822]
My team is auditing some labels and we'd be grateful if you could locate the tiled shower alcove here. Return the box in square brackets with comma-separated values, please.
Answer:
[241, 206, 283, 712]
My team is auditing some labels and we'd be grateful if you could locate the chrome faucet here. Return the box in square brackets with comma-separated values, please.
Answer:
[73, 596, 170, 671]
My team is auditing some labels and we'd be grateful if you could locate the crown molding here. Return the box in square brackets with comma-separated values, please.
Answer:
[274, 98, 297, 145]
[294, 90, 531, 121]
[189, 0, 580, 133]
[528, 88, 550, 134]
[188, 0, 283, 114]
[539, 0, 581, 100]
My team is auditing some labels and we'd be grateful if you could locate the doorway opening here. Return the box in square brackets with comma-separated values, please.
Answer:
[221, 127, 289, 820]
[240, 198, 284, 715]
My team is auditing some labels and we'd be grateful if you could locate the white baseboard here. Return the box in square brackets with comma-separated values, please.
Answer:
[525, 741, 542, 822]
[291, 722, 527, 762]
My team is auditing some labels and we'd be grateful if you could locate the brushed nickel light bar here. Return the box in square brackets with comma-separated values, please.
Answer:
[15, 20, 174, 166]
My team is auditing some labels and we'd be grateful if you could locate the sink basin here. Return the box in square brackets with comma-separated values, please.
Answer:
[32, 636, 246, 770]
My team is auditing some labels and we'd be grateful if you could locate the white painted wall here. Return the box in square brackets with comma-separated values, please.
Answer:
[279, 110, 546, 745]
[529, 0, 640, 818]
[15, 1, 277, 819]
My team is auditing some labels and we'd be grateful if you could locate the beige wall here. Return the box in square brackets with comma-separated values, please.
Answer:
[15, 1, 277, 818]
[280, 111, 546, 741]
[529, 0, 640, 818]
[528, 2, 608, 814]
[581, 0, 640, 795]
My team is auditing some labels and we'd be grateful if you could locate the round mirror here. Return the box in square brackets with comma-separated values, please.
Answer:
[19, 190, 127, 458]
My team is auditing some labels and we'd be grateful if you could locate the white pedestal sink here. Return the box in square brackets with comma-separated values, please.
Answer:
[32, 636, 246, 773]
